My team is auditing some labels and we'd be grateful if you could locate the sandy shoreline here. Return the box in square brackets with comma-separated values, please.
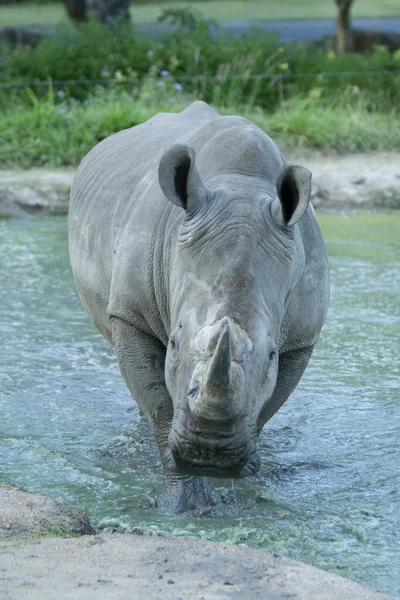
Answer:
[0, 485, 391, 599]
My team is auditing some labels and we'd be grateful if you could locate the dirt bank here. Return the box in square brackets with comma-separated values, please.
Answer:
[0, 485, 390, 600]
[0, 484, 93, 540]
[0, 532, 391, 600]
[0, 151, 399, 217]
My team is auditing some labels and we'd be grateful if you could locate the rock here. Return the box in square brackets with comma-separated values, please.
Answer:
[351, 177, 366, 185]
[1, 152, 400, 217]
[310, 181, 331, 207]
[0, 170, 74, 218]
[304, 151, 400, 209]
[0, 484, 94, 540]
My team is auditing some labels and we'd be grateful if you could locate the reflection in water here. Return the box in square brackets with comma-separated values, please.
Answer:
[0, 213, 399, 598]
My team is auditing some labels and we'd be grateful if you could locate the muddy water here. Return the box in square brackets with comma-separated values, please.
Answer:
[0, 213, 399, 598]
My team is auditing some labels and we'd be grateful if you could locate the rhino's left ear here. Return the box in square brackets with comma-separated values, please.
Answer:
[158, 144, 208, 213]
[272, 165, 312, 227]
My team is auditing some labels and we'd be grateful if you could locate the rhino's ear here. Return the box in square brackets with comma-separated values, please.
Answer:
[272, 165, 312, 227]
[158, 144, 207, 212]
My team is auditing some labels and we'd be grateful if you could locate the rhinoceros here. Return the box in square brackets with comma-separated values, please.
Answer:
[68, 101, 329, 511]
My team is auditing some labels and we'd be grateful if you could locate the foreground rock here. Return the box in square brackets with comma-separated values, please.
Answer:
[0, 484, 94, 539]
[0, 485, 389, 599]
[0, 169, 73, 217]
[1, 151, 399, 217]
[0, 532, 389, 600]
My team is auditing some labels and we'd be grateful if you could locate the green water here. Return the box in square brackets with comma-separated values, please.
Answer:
[0, 212, 399, 597]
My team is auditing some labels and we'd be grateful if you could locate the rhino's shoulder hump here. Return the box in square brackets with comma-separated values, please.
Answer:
[193, 116, 284, 181]
[138, 101, 218, 129]
[180, 100, 220, 120]
[75, 102, 220, 176]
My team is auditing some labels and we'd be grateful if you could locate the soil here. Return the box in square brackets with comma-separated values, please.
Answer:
[297, 151, 400, 209]
[0, 484, 93, 540]
[0, 485, 390, 600]
[0, 151, 399, 217]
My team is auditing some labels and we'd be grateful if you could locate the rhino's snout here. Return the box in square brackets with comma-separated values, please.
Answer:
[188, 317, 250, 428]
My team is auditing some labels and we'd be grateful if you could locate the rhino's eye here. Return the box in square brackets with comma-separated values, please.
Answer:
[269, 350, 276, 361]
[169, 325, 182, 361]
[168, 335, 180, 371]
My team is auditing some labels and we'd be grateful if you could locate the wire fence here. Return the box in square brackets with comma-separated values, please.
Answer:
[1, 69, 400, 88]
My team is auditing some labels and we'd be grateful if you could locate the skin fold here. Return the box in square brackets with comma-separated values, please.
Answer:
[68, 101, 330, 512]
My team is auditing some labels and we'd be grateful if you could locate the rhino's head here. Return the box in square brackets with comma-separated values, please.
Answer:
[158, 143, 311, 478]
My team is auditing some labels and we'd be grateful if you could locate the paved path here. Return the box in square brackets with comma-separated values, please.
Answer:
[138, 17, 400, 41]
[224, 18, 400, 42]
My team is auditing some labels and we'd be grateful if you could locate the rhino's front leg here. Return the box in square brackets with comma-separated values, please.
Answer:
[110, 316, 214, 513]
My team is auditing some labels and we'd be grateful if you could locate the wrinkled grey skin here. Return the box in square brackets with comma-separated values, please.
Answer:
[69, 101, 329, 512]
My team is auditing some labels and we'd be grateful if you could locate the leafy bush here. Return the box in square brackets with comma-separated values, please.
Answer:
[1, 20, 150, 102]
[1, 82, 399, 168]
[1, 12, 399, 113]
[0, 0, 55, 3]
[0, 82, 188, 167]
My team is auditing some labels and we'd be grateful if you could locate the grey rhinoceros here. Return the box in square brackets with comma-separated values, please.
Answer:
[69, 101, 329, 511]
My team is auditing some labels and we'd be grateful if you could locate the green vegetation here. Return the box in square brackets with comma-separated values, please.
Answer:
[1, 0, 400, 27]
[1, 86, 398, 168]
[2, 17, 399, 112]
[38, 519, 86, 538]
[0, 11, 398, 168]
[0, 4, 65, 27]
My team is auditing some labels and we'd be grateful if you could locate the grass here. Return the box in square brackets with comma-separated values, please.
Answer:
[1, 0, 400, 27]
[243, 97, 400, 154]
[318, 212, 400, 247]
[0, 86, 398, 168]
[0, 88, 172, 168]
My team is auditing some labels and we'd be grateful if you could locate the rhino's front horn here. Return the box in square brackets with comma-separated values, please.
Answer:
[188, 321, 245, 428]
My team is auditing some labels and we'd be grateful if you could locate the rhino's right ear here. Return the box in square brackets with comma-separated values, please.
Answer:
[272, 164, 312, 227]
[158, 144, 207, 212]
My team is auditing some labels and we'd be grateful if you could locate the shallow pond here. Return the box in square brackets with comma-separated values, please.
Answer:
[0, 212, 399, 598]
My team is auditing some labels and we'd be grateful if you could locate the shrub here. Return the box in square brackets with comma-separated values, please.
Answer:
[1, 82, 399, 168]
[1, 12, 399, 113]
[0, 82, 189, 167]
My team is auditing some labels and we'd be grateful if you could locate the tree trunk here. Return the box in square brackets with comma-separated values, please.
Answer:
[62, 0, 131, 24]
[334, 0, 355, 54]
[63, 0, 87, 23]
[87, 0, 131, 24]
